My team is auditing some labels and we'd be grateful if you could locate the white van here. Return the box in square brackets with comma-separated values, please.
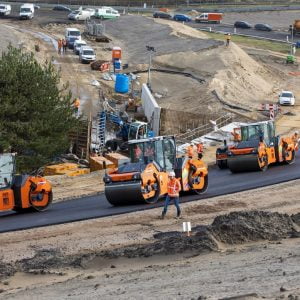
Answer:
[94, 7, 120, 20]
[73, 40, 87, 55]
[79, 46, 96, 63]
[65, 27, 81, 49]
[0, 4, 11, 16]
[68, 9, 92, 21]
[19, 3, 34, 19]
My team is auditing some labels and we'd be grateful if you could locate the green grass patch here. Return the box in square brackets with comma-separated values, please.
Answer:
[204, 31, 296, 54]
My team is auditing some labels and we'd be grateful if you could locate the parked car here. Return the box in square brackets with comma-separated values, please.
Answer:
[234, 21, 252, 29]
[79, 46, 96, 63]
[153, 11, 172, 19]
[53, 5, 71, 12]
[279, 91, 295, 106]
[173, 14, 192, 22]
[19, 3, 34, 20]
[74, 40, 87, 55]
[0, 4, 11, 16]
[93, 7, 120, 19]
[254, 23, 272, 31]
[68, 9, 93, 21]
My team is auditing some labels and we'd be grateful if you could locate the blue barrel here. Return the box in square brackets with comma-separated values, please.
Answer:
[115, 74, 129, 93]
[114, 59, 122, 70]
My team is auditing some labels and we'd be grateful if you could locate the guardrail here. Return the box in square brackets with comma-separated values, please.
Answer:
[176, 114, 232, 144]
[199, 27, 295, 44]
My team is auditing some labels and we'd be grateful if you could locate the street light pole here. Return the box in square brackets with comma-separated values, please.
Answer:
[146, 45, 155, 90]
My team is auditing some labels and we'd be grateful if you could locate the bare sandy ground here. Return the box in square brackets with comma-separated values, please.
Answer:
[0, 179, 299, 299]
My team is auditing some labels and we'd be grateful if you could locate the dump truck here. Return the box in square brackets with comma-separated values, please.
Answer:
[290, 20, 300, 35]
[104, 135, 208, 206]
[216, 121, 296, 172]
[195, 13, 223, 24]
[0, 153, 52, 213]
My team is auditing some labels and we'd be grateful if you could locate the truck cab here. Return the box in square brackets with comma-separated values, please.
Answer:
[19, 3, 34, 19]
[65, 27, 81, 49]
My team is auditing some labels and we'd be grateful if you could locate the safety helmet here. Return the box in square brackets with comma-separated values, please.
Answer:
[191, 142, 195, 146]
[169, 171, 175, 178]
[295, 131, 299, 135]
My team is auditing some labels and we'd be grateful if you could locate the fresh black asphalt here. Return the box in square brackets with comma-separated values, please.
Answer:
[1, 150, 299, 233]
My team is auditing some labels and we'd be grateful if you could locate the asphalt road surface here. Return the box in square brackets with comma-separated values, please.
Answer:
[1, 151, 299, 233]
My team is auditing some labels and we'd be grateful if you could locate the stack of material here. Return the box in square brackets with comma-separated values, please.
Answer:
[90, 156, 115, 172]
[105, 153, 130, 167]
[44, 163, 90, 177]
[91, 60, 110, 71]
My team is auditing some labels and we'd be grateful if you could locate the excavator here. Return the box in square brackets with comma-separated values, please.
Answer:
[104, 135, 208, 206]
[218, 120, 296, 173]
[0, 153, 53, 213]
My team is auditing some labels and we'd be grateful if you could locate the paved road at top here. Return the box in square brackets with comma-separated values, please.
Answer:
[1, 151, 299, 233]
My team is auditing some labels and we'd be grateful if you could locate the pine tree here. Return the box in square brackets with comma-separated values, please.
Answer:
[0, 45, 78, 172]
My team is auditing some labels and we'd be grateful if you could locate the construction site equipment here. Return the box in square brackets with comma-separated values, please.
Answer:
[286, 55, 296, 64]
[104, 136, 208, 206]
[0, 153, 52, 212]
[98, 110, 154, 152]
[290, 20, 300, 35]
[216, 121, 296, 172]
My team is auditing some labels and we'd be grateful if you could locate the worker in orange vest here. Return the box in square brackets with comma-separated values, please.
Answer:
[74, 98, 80, 116]
[292, 131, 299, 151]
[186, 143, 195, 158]
[57, 39, 62, 54]
[225, 33, 231, 46]
[161, 171, 181, 219]
[62, 39, 67, 53]
[231, 130, 241, 142]
[196, 142, 204, 159]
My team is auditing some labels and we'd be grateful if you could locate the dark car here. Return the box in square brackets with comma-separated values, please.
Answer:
[153, 11, 172, 19]
[53, 5, 71, 12]
[173, 14, 192, 22]
[254, 23, 272, 31]
[234, 21, 252, 29]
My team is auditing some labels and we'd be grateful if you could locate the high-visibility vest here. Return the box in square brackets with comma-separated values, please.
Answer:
[186, 145, 194, 157]
[197, 143, 203, 153]
[74, 99, 80, 108]
[167, 178, 181, 197]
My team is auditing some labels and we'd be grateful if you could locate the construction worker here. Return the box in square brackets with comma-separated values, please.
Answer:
[231, 130, 241, 143]
[292, 131, 299, 151]
[62, 39, 67, 53]
[74, 98, 80, 116]
[161, 171, 181, 219]
[57, 39, 62, 54]
[196, 142, 204, 159]
[186, 143, 195, 159]
[134, 144, 143, 161]
[226, 33, 231, 46]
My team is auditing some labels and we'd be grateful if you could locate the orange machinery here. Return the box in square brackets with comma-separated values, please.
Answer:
[0, 153, 52, 212]
[218, 121, 296, 173]
[104, 136, 208, 206]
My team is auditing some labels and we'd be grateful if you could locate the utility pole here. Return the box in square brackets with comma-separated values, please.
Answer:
[146, 45, 155, 90]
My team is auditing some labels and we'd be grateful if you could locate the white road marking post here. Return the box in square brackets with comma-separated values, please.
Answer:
[183, 221, 191, 237]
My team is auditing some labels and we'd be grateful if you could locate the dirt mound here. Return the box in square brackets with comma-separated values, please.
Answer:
[103, 211, 298, 259]
[209, 43, 281, 108]
[291, 213, 300, 226]
[103, 229, 218, 258]
[210, 211, 296, 244]
[0, 261, 15, 279]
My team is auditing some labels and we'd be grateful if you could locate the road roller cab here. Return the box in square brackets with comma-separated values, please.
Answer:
[0, 153, 53, 213]
[226, 121, 296, 172]
[104, 136, 208, 206]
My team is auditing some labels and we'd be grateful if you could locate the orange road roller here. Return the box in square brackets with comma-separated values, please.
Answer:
[0, 153, 53, 213]
[104, 136, 208, 206]
[221, 121, 296, 172]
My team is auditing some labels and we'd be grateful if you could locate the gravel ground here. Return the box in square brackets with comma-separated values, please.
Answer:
[104, 15, 222, 64]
